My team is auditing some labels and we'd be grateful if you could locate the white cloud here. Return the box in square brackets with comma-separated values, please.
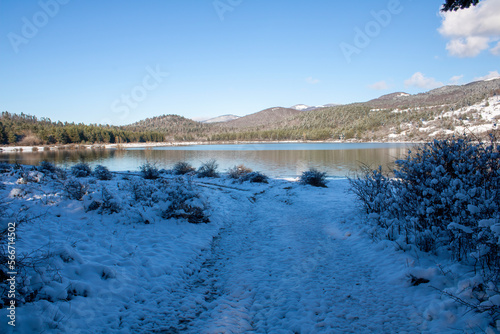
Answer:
[305, 77, 320, 85]
[449, 74, 464, 85]
[473, 70, 500, 81]
[492, 41, 500, 55]
[368, 80, 389, 90]
[404, 72, 443, 89]
[438, 0, 500, 57]
[445, 36, 491, 57]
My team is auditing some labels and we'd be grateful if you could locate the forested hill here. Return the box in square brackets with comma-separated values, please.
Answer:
[217, 107, 303, 129]
[124, 114, 210, 141]
[208, 78, 500, 142]
[0, 112, 166, 146]
[2, 78, 500, 146]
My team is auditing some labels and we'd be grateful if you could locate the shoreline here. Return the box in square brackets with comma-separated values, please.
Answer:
[0, 139, 418, 154]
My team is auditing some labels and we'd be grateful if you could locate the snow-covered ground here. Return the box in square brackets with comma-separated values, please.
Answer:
[388, 96, 500, 140]
[0, 165, 495, 333]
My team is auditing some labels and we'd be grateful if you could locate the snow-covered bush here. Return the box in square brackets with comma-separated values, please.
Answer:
[299, 168, 327, 187]
[139, 162, 160, 180]
[196, 159, 219, 178]
[99, 186, 120, 214]
[226, 165, 267, 183]
[0, 207, 11, 306]
[349, 135, 500, 287]
[348, 166, 392, 220]
[240, 171, 269, 183]
[71, 163, 92, 178]
[38, 161, 67, 180]
[161, 179, 209, 224]
[38, 161, 56, 173]
[173, 161, 195, 175]
[129, 178, 157, 203]
[0, 206, 59, 308]
[93, 165, 113, 181]
[228, 164, 253, 179]
[17, 170, 44, 184]
[84, 186, 121, 214]
[64, 178, 87, 200]
[0, 163, 11, 173]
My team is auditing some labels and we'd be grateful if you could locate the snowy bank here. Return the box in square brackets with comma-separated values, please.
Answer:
[0, 163, 495, 333]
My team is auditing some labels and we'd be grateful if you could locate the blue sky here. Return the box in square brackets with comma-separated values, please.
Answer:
[1, 0, 499, 125]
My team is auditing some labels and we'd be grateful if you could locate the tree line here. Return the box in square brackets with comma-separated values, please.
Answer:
[0, 112, 165, 145]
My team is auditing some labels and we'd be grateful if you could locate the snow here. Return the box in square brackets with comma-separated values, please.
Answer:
[0, 165, 496, 333]
[290, 104, 310, 111]
[202, 115, 240, 124]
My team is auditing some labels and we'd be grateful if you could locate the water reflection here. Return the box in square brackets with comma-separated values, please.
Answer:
[0, 143, 413, 178]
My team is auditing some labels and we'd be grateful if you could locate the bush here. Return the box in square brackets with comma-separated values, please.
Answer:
[139, 162, 160, 180]
[0, 210, 55, 308]
[93, 165, 113, 180]
[349, 135, 500, 282]
[38, 161, 56, 173]
[349, 166, 391, 217]
[161, 179, 209, 224]
[240, 171, 268, 183]
[71, 163, 92, 178]
[299, 168, 327, 187]
[228, 164, 253, 179]
[0, 163, 11, 173]
[64, 179, 87, 200]
[196, 159, 219, 178]
[99, 186, 120, 214]
[173, 161, 195, 175]
[17, 171, 43, 184]
[129, 178, 157, 203]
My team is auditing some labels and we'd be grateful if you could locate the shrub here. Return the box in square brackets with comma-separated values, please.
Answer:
[173, 161, 195, 175]
[0, 163, 11, 173]
[129, 178, 156, 203]
[55, 167, 67, 180]
[0, 218, 12, 304]
[299, 168, 327, 187]
[93, 165, 113, 180]
[0, 209, 54, 308]
[17, 171, 43, 184]
[196, 159, 219, 178]
[240, 171, 268, 183]
[71, 163, 92, 178]
[348, 166, 391, 217]
[161, 179, 209, 224]
[347, 135, 500, 322]
[228, 164, 253, 179]
[38, 161, 56, 173]
[139, 162, 160, 180]
[99, 186, 120, 214]
[349, 135, 500, 280]
[64, 179, 87, 200]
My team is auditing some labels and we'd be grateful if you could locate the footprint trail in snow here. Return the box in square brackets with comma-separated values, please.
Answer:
[171, 180, 426, 333]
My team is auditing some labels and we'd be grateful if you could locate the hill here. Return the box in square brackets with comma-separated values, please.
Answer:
[208, 78, 500, 142]
[220, 107, 303, 129]
[3, 78, 500, 146]
[0, 112, 165, 146]
[125, 114, 210, 141]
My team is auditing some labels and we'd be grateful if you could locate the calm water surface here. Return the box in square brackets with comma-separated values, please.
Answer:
[0, 143, 414, 178]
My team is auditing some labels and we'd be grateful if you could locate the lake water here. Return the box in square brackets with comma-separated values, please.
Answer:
[0, 142, 414, 178]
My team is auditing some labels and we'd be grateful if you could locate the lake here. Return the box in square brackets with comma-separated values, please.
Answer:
[0, 142, 414, 178]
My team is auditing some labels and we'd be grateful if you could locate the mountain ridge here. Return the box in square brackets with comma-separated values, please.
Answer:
[3, 78, 500, 146]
